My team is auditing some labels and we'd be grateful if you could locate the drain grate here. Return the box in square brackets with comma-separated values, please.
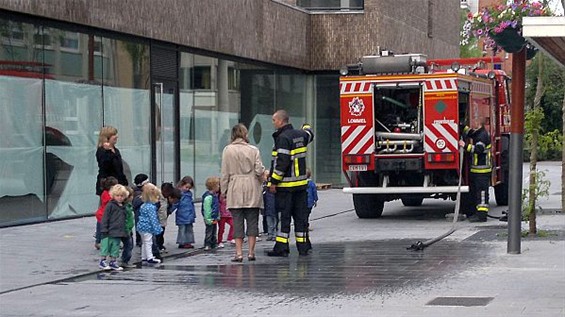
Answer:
[427, 296, 493, 307]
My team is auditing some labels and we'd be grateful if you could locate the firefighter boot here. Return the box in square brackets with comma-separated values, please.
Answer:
[296, 232, 309, 256]
[468, 213, 487, 222]
[267, 234, 290, 257]
[468, 205, 488, 222]
[469, 191, 488, 222]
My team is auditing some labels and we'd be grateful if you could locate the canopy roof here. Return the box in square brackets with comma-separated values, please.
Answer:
[523, 16, 565, 67]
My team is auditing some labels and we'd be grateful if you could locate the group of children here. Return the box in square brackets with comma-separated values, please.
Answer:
[95, 170, 318, 270]
[95, 173, 235, 270]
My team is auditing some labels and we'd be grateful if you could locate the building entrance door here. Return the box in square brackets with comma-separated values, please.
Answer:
[153, 81, 178, 185]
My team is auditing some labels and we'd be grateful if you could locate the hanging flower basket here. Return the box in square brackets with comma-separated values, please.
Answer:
[462, 1, 550, 54]
[489, 27, 526, 53]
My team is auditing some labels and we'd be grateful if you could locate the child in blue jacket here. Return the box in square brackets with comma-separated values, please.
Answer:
[137, 183, 163, 265]
[175, 176, 196, 249]
[305, 169, 318, 252]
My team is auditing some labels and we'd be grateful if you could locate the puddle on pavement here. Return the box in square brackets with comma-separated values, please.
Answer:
[62, 239, 492, 296]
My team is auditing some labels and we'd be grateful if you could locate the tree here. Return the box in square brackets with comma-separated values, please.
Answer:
[525, 53, 544, 235]
[561, 0, 565, 222]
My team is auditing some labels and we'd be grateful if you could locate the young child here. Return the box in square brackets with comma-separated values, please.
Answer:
[175, 176, 196, 249]
[120, 187, 136, 268]
[217, 186, 234, 248]
[305, 168, 318, 251]
[99, 184, 129, 271]
[306, 168, 319, 227]
[132, 173, 149, 247]
[167, 188, 182, 215]
[202, 176, 220, 251]
[94, 176, 118, 250]
[157, 182, 175, 253]
[137, 183, 163, 265]
[263, 183, 277, 241]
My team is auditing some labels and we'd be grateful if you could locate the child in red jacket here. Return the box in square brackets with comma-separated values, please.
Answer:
[94, 176, 118, 249]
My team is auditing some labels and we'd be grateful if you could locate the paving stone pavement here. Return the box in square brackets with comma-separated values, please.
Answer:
[0, 161, 563, 316]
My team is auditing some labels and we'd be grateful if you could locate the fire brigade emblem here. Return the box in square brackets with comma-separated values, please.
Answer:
[349, 97, 365, 117]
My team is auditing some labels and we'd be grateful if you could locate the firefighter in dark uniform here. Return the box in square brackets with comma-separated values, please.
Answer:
[267, 110, 314, 257]
[459, 119, 492, 222]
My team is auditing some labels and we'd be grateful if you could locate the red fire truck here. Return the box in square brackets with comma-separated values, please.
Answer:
[340, 52, 510, 218]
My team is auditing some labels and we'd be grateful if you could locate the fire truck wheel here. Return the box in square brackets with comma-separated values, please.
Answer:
[401, 197, 424, 207]
[353, 194, 384, 218]
[494, 182, 509, 206]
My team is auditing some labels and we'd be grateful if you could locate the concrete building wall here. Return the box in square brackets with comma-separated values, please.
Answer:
[0, 0, 459, 70]
[310, 0, 460, 69]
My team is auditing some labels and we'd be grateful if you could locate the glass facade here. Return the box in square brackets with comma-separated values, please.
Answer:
[0, 15, 343, 227]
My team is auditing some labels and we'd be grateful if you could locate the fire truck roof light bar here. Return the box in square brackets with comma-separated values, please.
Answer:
[342, 186, 469, 194]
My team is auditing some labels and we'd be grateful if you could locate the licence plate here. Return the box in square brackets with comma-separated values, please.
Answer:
[348, 165, 368, 171]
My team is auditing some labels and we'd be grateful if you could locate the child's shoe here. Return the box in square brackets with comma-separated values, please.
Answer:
[147, 258, 161, 264]
[229, 239, 236, 245]
[218, 243, 225, 248]
[98, 260, 110, 270]
[109, 261, 123, 271]
[203, 246, 211, 251]
[121, 262, 136, 268]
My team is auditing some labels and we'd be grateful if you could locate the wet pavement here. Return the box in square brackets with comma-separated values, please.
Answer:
[82, 239, 494, 296]
[1, 162, 564, 316]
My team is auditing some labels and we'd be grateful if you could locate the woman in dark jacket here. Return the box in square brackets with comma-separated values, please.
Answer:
[95, 126, 128, 196]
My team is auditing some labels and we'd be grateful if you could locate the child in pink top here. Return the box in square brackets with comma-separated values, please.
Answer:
[217, 190, 234, 248]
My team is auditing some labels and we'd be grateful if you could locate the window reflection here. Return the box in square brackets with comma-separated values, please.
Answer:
[0, 19, 46, 225]
[0, 16, 343, 226]
[191, 66, 211, 89]
[179, 53, 241, 197]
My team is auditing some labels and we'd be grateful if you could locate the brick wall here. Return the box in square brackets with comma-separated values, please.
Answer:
[310, 0, 460, 69]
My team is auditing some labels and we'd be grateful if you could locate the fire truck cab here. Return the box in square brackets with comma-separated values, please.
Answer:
[340, 52, 510, 218]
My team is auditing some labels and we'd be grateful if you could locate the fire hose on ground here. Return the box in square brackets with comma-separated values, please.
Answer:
[407, 147, 465, 251]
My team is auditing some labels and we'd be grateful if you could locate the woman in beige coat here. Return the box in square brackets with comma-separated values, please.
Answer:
[220, 123, 266, 262]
